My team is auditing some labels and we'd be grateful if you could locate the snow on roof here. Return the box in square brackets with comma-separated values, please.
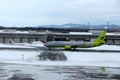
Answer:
[0, 29, 120, 36]
[69, 32, 120, 36]
[0, 30, 45, 34]
[69, 32, 92, 35]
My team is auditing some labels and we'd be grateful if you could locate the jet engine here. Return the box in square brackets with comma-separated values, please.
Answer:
[64, 45, 71, 50]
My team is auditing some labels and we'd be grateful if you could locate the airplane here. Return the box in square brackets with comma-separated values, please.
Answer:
[44, 30, 106, 50]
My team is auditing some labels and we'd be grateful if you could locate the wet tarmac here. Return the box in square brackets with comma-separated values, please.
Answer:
[0, 64, 120, 80]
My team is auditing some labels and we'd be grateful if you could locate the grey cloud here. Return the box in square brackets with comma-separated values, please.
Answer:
[0, 0, 120, 26]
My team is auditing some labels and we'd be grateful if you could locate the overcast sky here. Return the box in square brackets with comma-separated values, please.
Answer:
[0, 0, 120, 27]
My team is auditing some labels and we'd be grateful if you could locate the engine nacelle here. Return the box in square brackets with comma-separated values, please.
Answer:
[64, 45, 71, 50]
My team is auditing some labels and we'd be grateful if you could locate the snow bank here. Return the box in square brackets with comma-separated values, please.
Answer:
[31, 41, 45, 47]
[81, 44, 120, 51]
[0, 41, 45, 49]
[0, 43, 34, 48]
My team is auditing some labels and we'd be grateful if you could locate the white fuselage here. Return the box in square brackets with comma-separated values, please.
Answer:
[45, 41, 93, 48]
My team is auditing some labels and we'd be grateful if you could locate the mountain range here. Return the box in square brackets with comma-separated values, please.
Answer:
[36, 23, 120, 29]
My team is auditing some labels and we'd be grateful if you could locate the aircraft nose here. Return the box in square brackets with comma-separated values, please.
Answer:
[44, 44, 47, 46]
[44, 43, 49, 46]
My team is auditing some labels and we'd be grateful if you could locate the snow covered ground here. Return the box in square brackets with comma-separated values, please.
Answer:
[83, 44, 120, 51]
[0, 50, 120, 67]
[0, 41, 46, 49]
[0, 42, 120, 67]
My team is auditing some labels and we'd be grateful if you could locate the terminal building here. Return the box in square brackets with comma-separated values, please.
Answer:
[0, 29, 46, 43]
[0, 29, 120, 45]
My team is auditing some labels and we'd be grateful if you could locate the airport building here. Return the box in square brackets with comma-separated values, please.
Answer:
[0, 29, 120, 45]
[46, 31, 120, 45]
[0, 29, 46, 43]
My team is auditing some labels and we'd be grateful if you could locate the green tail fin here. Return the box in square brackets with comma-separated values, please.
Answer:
[93, 30, 106, 44]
